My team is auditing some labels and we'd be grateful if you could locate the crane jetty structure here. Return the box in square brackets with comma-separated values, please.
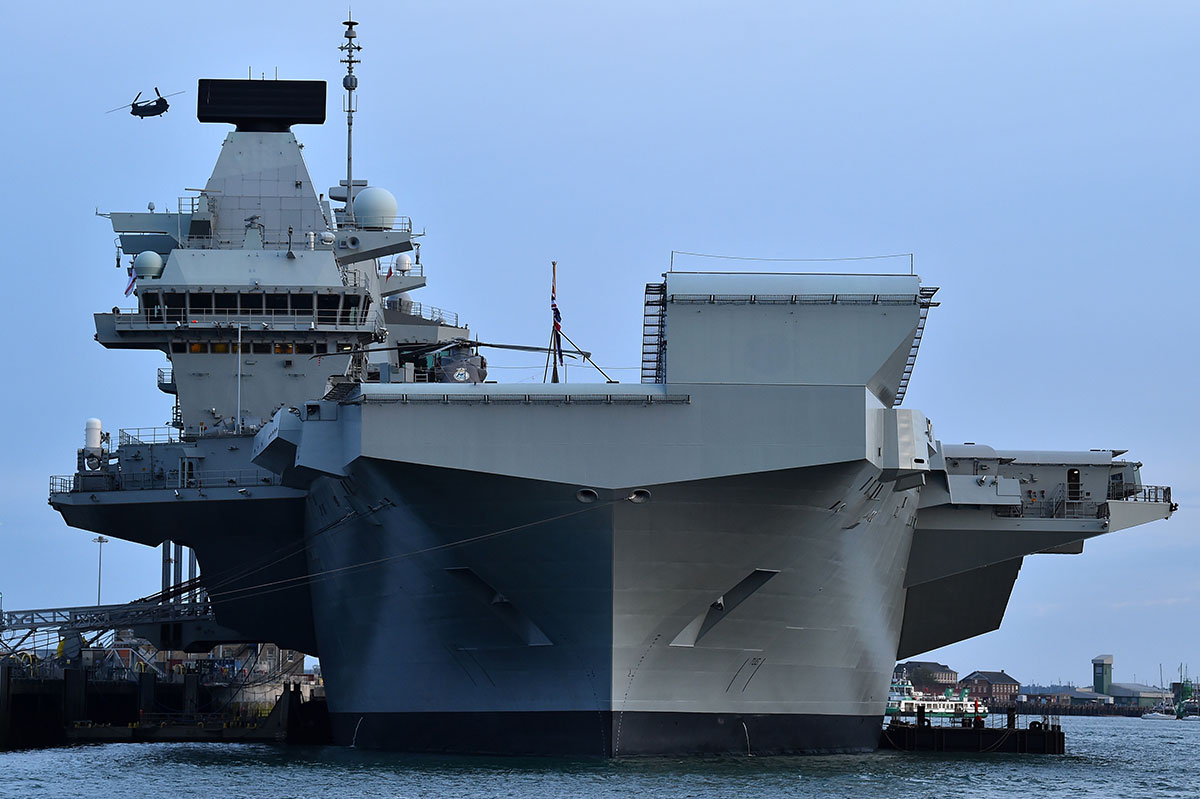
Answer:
[19, 19, 1176, 755]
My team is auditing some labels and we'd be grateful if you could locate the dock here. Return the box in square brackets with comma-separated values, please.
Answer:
[880, 708, 1065, 754]
[0, 663, 330, 750]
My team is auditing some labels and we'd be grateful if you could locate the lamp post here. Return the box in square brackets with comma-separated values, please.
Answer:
[93, 535, 109, 605]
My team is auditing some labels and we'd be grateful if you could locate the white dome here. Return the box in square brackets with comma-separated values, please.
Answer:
[397, 253, 413, 273]
[353, 186, 398, 230]
[132, 250, 164, 278]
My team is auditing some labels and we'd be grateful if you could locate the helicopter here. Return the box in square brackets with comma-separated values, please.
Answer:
[315, 337, 603, 384]
[106, 87, 185, 119]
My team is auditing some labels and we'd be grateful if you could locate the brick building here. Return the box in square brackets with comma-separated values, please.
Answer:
[960, 670, 1020, 701]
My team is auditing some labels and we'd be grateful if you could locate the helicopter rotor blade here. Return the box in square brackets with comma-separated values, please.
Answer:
[157, 91, 186, 100]
[307, 337, 589, 361]
[471, 340, 591, 359]
[307, 339, 467, 361]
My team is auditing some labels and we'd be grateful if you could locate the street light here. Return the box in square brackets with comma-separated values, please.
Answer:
[93, 536, 109, 605]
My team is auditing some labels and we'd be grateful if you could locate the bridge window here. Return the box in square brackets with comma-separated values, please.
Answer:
[189, 292, 213, 314]
[212, 342, 230, 354]
[214, 293, 238, 313]
[142, 293, 162, 318]
[266, 293, 289, 313]
[164, 293, 185, 322]
[170, 342, 186, 353]
[189, 343, 208, 354]
[274, 343, 294, 355]
[296, 343, 315, 355]
[317, 294, 340, 325]
[293, 293, 314, 316]
[252, 342, 271, 354]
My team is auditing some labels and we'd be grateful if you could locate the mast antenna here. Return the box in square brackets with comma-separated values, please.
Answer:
[339, 15, 362, 225]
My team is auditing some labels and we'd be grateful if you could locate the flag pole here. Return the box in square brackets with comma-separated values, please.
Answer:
[550, 261, 561, 383]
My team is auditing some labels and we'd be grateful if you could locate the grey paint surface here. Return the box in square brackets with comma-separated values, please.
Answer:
[45, 70, 1176, 755]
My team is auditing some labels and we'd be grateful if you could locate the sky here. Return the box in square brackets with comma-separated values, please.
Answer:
[0, 0, 1196, 688]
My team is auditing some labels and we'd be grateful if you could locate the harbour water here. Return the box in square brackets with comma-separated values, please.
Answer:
[1, 716, 1196, 798]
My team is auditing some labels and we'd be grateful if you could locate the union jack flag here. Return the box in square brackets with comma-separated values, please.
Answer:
[124, 267, 137, 297]
[551, 261, 563, 366]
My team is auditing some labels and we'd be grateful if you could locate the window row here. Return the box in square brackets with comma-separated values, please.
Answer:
[140, 291, 368, 319]
[169, 341, 358, 355]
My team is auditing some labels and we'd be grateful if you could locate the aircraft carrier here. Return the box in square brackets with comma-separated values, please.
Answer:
[48, 20, 1176, 755]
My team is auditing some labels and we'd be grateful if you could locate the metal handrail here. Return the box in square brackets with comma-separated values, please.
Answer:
[402, 301, 460, 327]
[119, 427, 181, 446]
[337, 214, 413, 233]
[378, 259, 424, 279]
[112, 308, 380, 330]
[1, 601, 213, 634]
[50, 468, 278, 495]
[1108, 484, 1172, 503]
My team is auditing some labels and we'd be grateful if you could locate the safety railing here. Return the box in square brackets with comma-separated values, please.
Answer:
[377, 259, 424, 279]
[49, 475, 75, 494]
[402, 301, 459, 327]
[119, 427, 181, 446]
[112, 308, 380, 330]
[1108, 484, 1172, 504]
[336, 214, 413, 233]
[50, 468, 279, 495]
[1, 601, 213, 634]
[997, 482, 1174, 520]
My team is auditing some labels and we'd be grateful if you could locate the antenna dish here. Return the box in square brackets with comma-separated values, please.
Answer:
[133, 251, 165, 279]
[353, 187, 398, 230]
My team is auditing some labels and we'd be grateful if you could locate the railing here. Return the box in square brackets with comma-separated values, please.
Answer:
[1, 601, 213, 634]
[112, 308, 381, 330]
[50, 468, 279, 495]
[49, 475, 75, 494]
[377, 259, 424, 279]
[1108, 484, 1172, 504]
[996, 482, 1174, 520]
[119, 427, 181, 446]
[402, 301, 459, 327]
[156, 367, 175, 393]
[668, 292, 924, 305]
[336, 214, 413, 233]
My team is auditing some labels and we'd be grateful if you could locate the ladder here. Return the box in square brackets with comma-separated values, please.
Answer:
[893, 286, 940, 407]
[641, 283, 667, 383]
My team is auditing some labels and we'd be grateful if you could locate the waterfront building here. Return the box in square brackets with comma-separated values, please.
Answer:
[960, 670, 1020, 702]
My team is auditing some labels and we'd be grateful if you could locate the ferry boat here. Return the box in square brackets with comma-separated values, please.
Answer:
[886, 678, 988, 719]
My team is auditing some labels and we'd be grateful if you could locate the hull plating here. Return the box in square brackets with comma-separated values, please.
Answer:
[304, 458, 916, 755]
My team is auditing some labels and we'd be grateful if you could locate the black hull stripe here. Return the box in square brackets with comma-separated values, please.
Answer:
[331, 711, 881, 757]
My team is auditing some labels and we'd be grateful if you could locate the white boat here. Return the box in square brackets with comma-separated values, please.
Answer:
[886, 678, 988, 719]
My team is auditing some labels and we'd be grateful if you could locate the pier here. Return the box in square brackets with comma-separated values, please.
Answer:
[880, 707, 1065, 754]
[0, 663, 329, 750]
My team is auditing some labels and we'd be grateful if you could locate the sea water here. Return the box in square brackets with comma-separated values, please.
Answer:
[1, 716, 1196, 798]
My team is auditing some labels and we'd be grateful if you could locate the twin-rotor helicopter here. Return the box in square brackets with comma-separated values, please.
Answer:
[106, 87, 185, 119]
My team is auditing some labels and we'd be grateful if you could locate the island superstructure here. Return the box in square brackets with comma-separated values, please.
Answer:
[48, 21, 1175, 756]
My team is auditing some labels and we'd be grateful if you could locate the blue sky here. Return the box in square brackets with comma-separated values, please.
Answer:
[0, 1, 1196, 688]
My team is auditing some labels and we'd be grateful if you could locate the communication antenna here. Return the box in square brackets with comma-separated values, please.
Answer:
[339, 15, 362, 225]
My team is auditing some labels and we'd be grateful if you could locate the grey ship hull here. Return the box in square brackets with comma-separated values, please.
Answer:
[46, 75, 1177, 759]
[306, 458, 913, 755]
